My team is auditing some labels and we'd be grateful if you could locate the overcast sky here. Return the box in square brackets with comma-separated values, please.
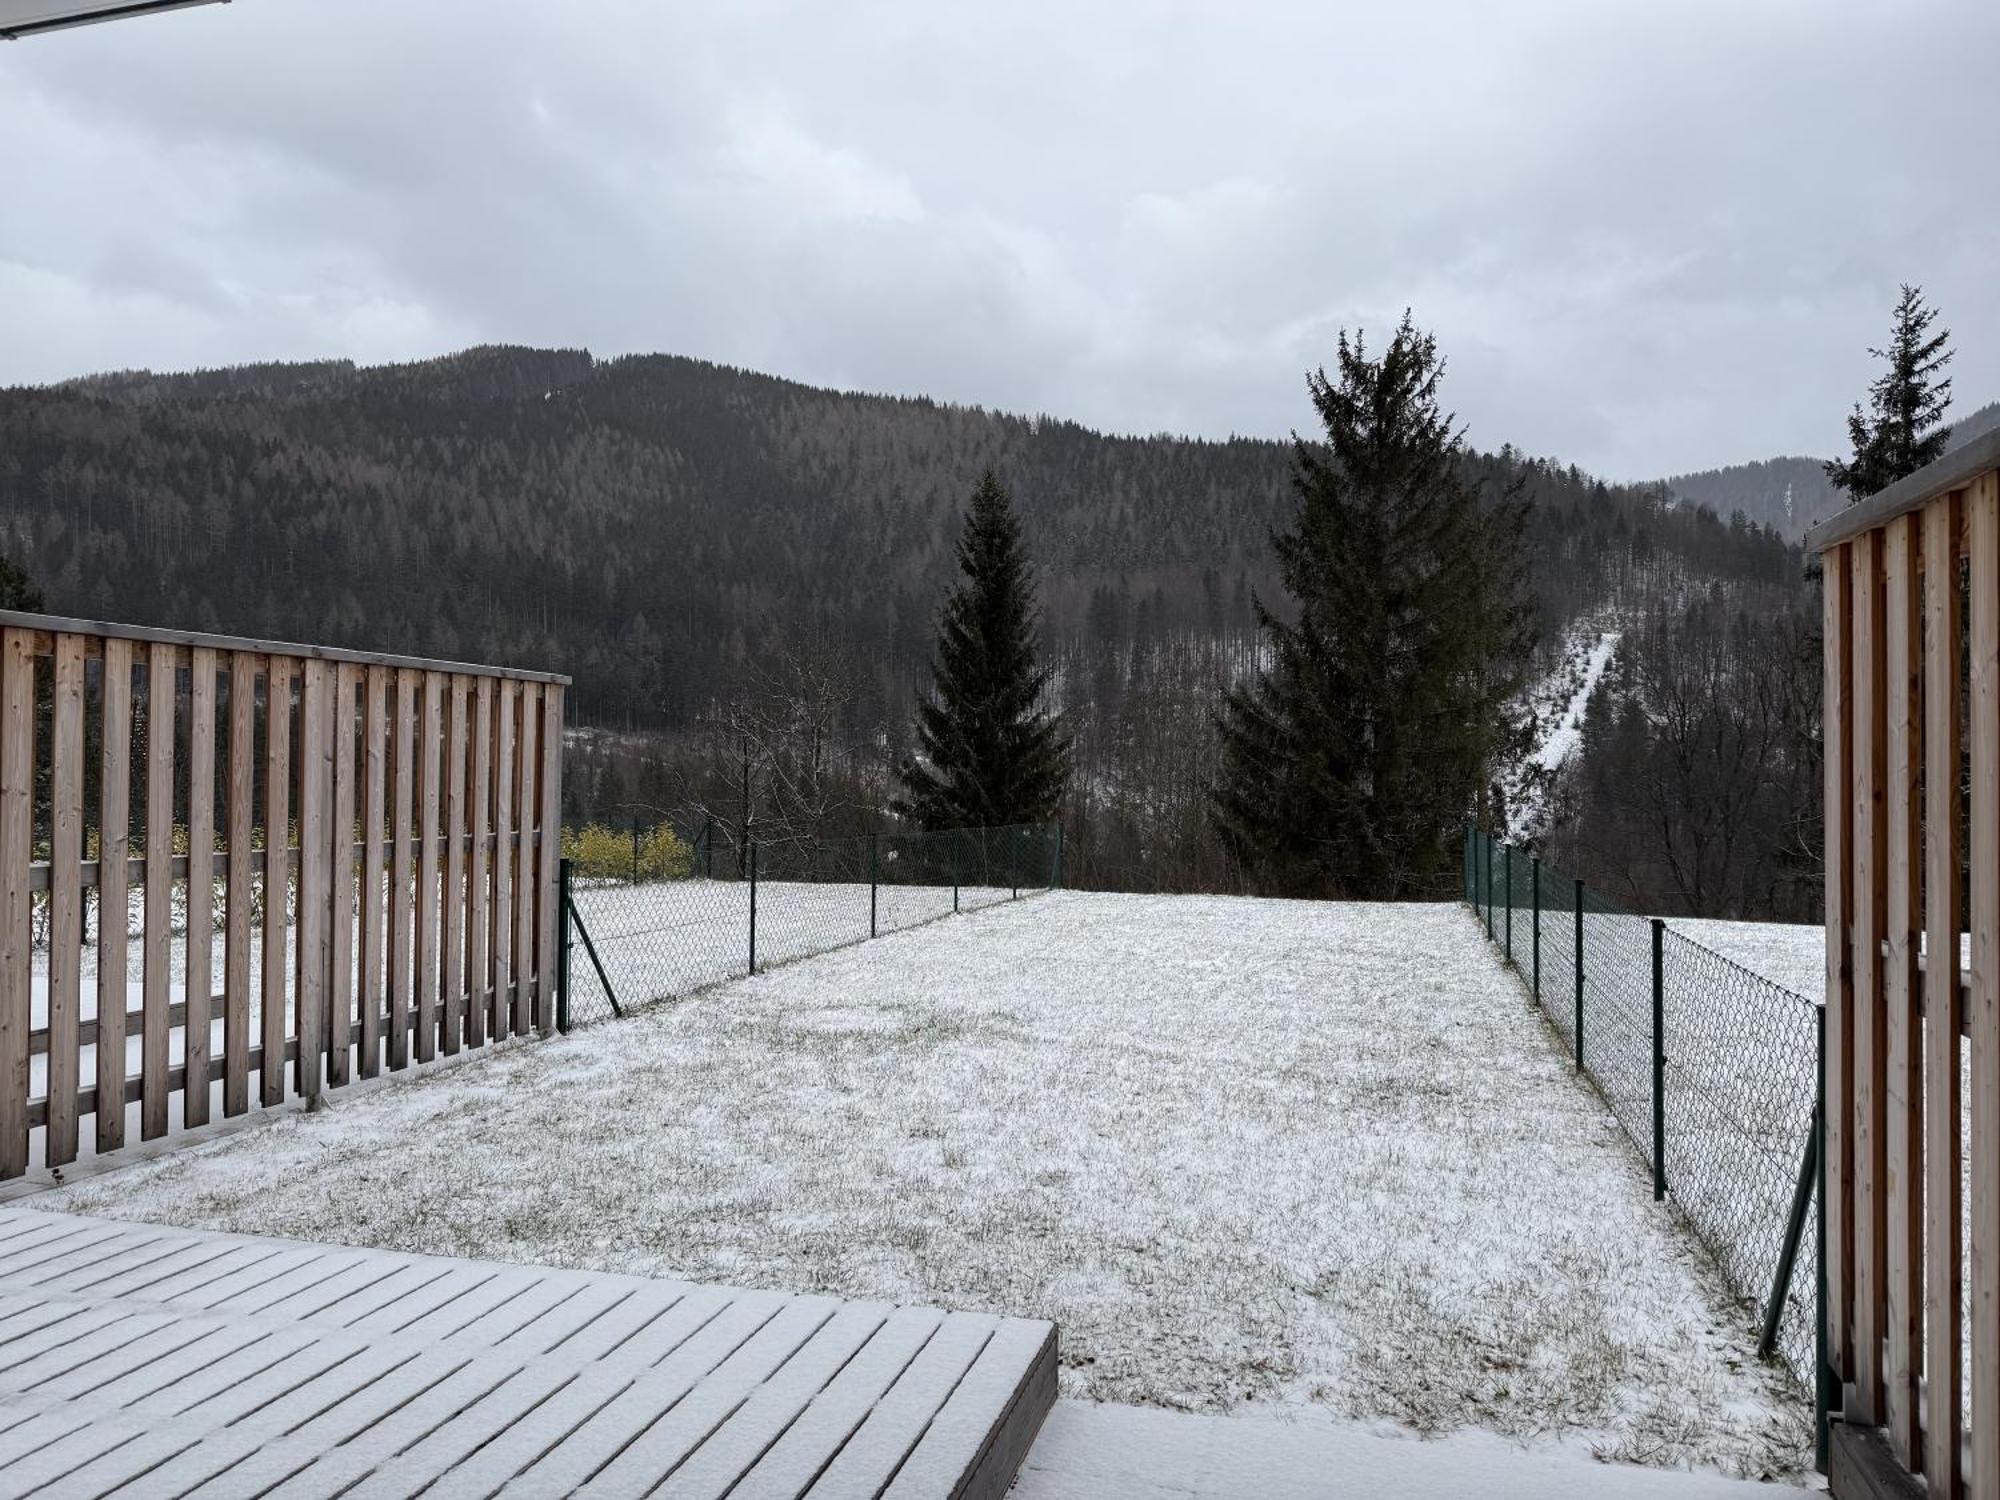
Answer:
[2, 0, 1995, 478]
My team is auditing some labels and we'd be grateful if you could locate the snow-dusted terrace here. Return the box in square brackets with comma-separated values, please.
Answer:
[45, 891, 1809, 1481]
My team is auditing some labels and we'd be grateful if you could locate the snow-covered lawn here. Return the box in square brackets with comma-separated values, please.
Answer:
[44, 893, 1808, 1479]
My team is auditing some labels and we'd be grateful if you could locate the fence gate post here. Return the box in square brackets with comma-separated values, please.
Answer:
[870, 832, 879, 938]
[748, 830, 758, 975]
[1531, 856, 1541, 1002]
[1573, 878, 1585, 1070]
[557, 857, 573, 1034]
[1651, 916, 1666, 1201]
[1503, 844, 1513, 963]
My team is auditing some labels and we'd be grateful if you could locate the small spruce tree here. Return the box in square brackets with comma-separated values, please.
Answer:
[894, 470, 1070, 829]
[1826, 284, 1954, 500]
[1214, 315, 1536, 898]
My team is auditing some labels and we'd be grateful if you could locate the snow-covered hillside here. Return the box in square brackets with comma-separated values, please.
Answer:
[49, 892, 1806, 1479]
[1507, 618, 1621, 839]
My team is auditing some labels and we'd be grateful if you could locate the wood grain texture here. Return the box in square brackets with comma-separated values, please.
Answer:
[468, 676, 492, 1050]
[1824, 543, 1854, 1378]
[97, 639, 133, 1151]
[294, 659, 329, 1103]
[1880, 512, 1921, 1464]
[1921, 490, 1964, 1493]
[328, 663, 359, 1088]
[537, 684, 563, 1035]
[359, 665, 388, 1079]
[261, 657, 292, 1109]
[1969, 471, 2000, 1499]
[1851, 532, 1889, 1421]
[388, 668, 416, 1070]
[442, 676, 468, 1055]
[45, 637, 84, 1168]
[0, 633, 28, 1179]
[414, 671, 443, 1065]
[141, 641, 176, 1142]
[492, 679, 515, 1044]
[514, 682, 539, 1038]
[183, 647, 217, 1130]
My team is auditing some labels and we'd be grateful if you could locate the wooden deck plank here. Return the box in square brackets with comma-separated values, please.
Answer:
[0, 1208, 1056, 1500]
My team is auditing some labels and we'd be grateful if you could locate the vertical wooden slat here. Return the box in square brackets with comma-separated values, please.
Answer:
[468, 676, 493, 1050]
[1852, 532, 1889, 1421]
[1881, 512, 1921, 1464]
[1969, 471, 2000, 1498]
[260, 657, 292, 1108]
[388, 668, 416, 1070]
[1922, 490, 1964, 1494]
[183, 647, 217, 1131]
[141, 641, 176, 1141]
[514, 683, 540, 1037]
[328, 662, 359, 1088]
[537, 683, 563, 1034]
[294, 659, 329, 1103]
[442, 677, 468, 1054]
[359, 665, 388, 1079]
[0, 630, 29, 1178]
[45, 636, 84, 1168]
[492, 679, 515, 1043]
[224, 654, 255, 1119]
[97, 638, 133, 1151]
[415, 671, 443, 1065]
[1826, 542, 1855, 1379]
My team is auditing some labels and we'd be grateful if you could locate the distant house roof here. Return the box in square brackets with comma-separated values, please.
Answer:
[0, 0, 225, 39]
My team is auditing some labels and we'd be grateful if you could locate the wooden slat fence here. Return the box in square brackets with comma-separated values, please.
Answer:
[0, 610, 567, 1181]
[1809, 430, 2000, 1497]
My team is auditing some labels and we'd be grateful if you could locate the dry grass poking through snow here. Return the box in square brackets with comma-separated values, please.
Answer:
[50, 893, 1809, 1478]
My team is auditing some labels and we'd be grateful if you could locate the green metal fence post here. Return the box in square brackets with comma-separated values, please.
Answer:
[869, 832, 879, 938]
[1503, 844, 1512, 963]
[632, 815, 641, 884]
[748, 830, 758, 975]
[1483, 834, 1494, 940]
[1011, 826, 1019, 900]
[1651, 916, 1666, 1201]
[1573, 877, 1585, 1071]
[703, 814, 714, 879]
[952, 830, 961, 913]
[1056, 823, 1065, 889]
[1531, 856, 1541, 1003]
[557, 857, 573, 1034]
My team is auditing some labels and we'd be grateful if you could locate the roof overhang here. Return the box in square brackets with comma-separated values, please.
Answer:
[0, 0, 225, 39]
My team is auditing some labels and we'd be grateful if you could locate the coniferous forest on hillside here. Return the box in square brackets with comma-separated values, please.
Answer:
[0, 344, 1850, 909]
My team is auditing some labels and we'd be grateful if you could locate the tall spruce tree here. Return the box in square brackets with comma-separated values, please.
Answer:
[894, 470, 1070, 829]
[1826, 284, 1954, 500]
[1214, 316, 1535, 898]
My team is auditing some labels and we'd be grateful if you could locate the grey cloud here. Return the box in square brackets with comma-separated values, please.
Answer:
[2, 0, 1995, 477]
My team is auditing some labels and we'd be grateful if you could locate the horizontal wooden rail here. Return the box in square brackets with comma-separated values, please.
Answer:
[25, 829, 544, 892]
[0, 610, 570, 685]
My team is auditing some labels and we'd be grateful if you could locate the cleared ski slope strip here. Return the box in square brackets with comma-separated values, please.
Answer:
[48, 893, 1807, 1479]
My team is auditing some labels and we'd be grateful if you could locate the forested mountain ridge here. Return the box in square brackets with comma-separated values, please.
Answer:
[1663, 397, 2000, 540]
[2, 344, 1796, 734]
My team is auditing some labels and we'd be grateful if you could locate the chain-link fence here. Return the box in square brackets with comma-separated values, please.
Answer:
[557, 822, 1063, 1028]
[1464, 826, 1822, 1384]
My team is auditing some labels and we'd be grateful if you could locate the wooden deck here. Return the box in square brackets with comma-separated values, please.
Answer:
[0, 1205, 1056, 1498]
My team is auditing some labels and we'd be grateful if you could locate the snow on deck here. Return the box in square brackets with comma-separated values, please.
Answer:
[44, 893, 1809, 1479]
[0, 1203, 1055, 1497]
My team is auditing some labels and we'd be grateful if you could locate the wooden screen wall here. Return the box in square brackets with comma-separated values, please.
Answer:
[1822, 467, 1997, 1497]
[0, 615, 567, 1181]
